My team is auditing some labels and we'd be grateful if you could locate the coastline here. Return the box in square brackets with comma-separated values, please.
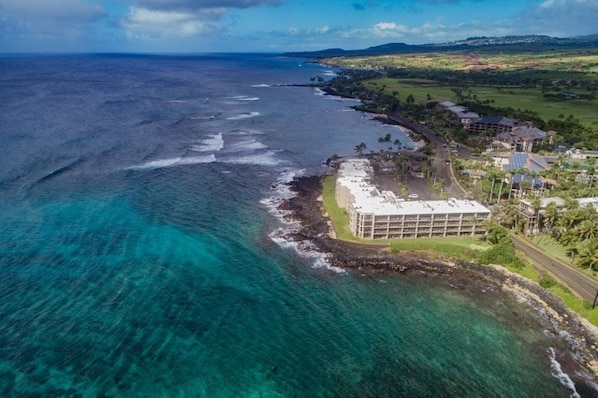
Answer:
[280, 174, 598, 391]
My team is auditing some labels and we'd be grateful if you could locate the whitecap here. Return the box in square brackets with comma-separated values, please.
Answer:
[314, 87, 360, 102]
[190, 133, 224, 153]
[548, 347, 580, 397]
[176, 155, 218, 166]
[230, 95, 260, 101]
[219, 151, 283, 166]
[229, 129, 265, 136]
[125, 154, 216, 170]
[226, 112, 261, 121]
[226, 137, 268, 151]
[251, 84, 270, 88]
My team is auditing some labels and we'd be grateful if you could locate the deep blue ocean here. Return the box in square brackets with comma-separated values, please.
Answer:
[0, 53, 594, 396]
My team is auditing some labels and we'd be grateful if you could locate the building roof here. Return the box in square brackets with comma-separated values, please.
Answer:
[476, 116, 523, 127]
[338, 159, 490, 217]
[577, 197, 598, 210]
[520, 197, 566, 208]
[503, 152, 548, 174]
[497, 126, 547, 143]
[438, 101, 456, 108]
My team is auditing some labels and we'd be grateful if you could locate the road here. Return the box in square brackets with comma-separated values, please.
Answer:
[384, 112, 598, 301]
[511, 234, 598, 302]
[387, 111, 466, 199]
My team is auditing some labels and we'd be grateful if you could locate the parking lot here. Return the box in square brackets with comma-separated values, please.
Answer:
[372, 174, 436, 201]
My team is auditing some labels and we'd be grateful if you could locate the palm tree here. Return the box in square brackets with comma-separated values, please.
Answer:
[354, 142, 367, 156]
[495, 171, 507, 205]
[393, 139, 402, 152]
[519, 180, 532, 199]
[578, 219, 598, 241]
[586, 156, 596, 190]
[577, 239, 598, 271]
[543, 202, 559, 233]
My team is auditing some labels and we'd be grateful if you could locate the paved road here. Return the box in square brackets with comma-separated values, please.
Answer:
[387, 111, 466, 199]
[384, 112, 598, 301]
[511, 234, 598, 302]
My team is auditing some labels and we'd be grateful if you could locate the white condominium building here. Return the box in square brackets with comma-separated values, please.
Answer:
[336, 159, 491, 239]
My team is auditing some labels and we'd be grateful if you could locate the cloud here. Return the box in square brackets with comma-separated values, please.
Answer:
[284, 25, 332, 37]
[130, 0, 280, 11]
[120, 6, 225, 39]
[119, 0, 282, 42]
[0, 0, 106, 23]
[0, 0, 106, 47]
[489, 0, 598, 38]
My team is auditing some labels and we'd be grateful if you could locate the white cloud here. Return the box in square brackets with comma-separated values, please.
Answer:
[120, 6, 225, 39]
[314, 25, 330, 34]
[0, 0, 106, 47]
[0, 0, 106, 23]
[131, 0, 280, 11]
[374, 22, 397, 30]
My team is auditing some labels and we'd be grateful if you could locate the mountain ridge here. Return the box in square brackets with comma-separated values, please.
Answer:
[283, 34, 598, 59]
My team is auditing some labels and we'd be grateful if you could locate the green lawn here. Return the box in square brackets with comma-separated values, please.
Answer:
[363, 77, 598, 125]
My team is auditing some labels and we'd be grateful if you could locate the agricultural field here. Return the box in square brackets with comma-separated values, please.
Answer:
[326, 49, 598, 73]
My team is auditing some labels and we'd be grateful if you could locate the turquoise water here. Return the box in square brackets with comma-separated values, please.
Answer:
[0, 54, 591, 396]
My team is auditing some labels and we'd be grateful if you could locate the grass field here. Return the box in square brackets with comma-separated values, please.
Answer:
[363, 77, 598, 125]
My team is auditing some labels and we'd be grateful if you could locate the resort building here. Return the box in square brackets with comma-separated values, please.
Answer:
[495, 126, 547, 152]
[336, 159, 491, 239]
[436, 101, 480, 129]
[467, 116, 526, 136]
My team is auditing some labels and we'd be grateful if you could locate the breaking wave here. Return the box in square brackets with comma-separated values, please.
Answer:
[190, 133, 224, 153]
[261, 170, 344, 273]
[227, 112, 261, 121]
[125, 154, 216, 170]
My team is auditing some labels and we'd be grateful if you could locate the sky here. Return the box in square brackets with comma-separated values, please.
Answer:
[0, 0, 597, 53]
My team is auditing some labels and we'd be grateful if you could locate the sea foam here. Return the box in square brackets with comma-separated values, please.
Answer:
[227, 112, 261, 121]
[220, 151, 283, 166]
[548, 347, 581, 397]
[190, 133, 224, 153]
[125, 154, 216, 170]
[261, 170, 344, 273]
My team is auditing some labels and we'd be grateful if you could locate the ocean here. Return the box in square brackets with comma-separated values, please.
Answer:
[0, 53, 593, 396]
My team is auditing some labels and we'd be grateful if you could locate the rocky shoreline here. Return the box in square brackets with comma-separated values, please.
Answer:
[280, 174, 598, 392]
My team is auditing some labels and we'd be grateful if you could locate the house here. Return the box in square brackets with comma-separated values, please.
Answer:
[567, 149, 598, 160]
[518, 197, 598, 234]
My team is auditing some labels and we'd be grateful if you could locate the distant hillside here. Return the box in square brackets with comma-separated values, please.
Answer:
[283, 34, 598, 59]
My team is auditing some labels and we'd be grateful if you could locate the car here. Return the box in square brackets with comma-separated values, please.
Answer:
[408, 194, 419, 199]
